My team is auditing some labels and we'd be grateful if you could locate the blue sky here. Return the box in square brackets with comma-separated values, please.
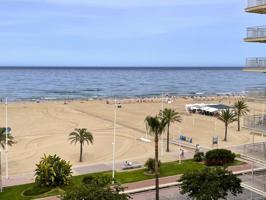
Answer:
[0, 0, 266, 67]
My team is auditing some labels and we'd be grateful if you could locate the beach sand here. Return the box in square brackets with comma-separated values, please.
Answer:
[0, 96, 265, 175]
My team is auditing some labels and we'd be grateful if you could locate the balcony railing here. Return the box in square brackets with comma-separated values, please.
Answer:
[246, 87, 266, 101]
[244, 115, 266, 133]
[246, 57, 266, 68]
[246, 26, 266, 39]
[247, 0, 266, 8]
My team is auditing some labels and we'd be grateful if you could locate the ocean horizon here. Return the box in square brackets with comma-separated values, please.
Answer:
[0, 66, 244, 70]
[0, 67, 264, 101]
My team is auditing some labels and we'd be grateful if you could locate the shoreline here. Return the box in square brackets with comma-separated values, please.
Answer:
[1, 93, 246, 104]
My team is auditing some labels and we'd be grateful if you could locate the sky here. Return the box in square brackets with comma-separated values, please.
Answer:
[0, 0, 266, 67]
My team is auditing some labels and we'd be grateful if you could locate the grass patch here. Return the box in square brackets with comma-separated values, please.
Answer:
[114, 160, 206, 183]
[229, 160, 245, 166]
[0, 159, 245, 200]
[209, 160, 246, 168]
[0, 183, 34, 200]
[22, 185, 52, 197]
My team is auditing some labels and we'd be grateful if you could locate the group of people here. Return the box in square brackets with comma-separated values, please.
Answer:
[179, 144, 201, 158]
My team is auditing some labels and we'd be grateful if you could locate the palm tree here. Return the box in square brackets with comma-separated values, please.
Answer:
[145, 115, 167, 200]
[68, 128, 94, 162]
[159, 108, 182, 152]
[217, 109, 237, 141]
[0, 128, 16, 149]
[234, 100, 249, 131]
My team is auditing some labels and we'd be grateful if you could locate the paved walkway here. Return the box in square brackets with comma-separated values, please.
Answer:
[2, 162, 118, 187]
[123, 175, 181, 191]
[2, 146, 195, 188]
[131, 185, 265, 200]
[124, 163, 255, 191]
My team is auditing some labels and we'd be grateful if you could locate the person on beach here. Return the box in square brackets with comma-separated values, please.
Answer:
[180, 149, 184, 158]
[195, 144, 201, 153]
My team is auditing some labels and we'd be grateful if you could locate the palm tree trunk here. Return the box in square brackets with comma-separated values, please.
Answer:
[79, 142, 83, 162]
[155, 133, 159, 200]
[166, 123, 170, 152]
[224, 124, 228, 141]
[237, 115, 240, 132]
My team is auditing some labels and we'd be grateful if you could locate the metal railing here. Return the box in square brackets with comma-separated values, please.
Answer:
[247, 0, 266, 8]
[246, 58, 266, 68]
[247, 26, 266, 39]
[244, 115, 266, 132]
[246, 88, 266, 100]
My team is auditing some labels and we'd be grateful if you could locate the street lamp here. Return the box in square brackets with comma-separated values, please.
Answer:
[5, 98, 8, 180]
[161, 93, 164, 157]
[0, 151, 2, 192]
[112, 98, 121, 184]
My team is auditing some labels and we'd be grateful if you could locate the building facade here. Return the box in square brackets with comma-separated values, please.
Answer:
[244, 0, 266, 72]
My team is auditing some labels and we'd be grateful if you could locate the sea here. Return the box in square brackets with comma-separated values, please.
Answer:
[0, 67, 266, 102]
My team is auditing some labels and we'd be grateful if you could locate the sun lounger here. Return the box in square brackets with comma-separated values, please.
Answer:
[121, 161, 142, 170]
[139, 137, 152, 143]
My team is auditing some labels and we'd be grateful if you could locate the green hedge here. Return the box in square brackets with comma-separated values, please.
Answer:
[205, 149, 235, 166]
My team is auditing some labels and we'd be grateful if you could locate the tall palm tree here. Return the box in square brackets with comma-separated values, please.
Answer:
[68, 128, 94, 162]
[159, 108, 182, 152]
[217, 109, 237, 141]
[234, 100, 249, 131]
[0, 128, 16, 149]
[145, 115, 167, 200]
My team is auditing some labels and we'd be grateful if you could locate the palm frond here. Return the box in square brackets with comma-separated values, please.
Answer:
[234, 100, 249, 117]
[217, 109, 237, 124]
[0, 130, 16, 149]
[145, 115, 166, 137]
[68, 128, 94, 146]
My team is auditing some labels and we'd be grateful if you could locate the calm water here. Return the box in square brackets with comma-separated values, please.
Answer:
[0, 67, 266, 101]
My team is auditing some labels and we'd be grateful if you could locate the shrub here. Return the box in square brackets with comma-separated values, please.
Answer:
[82, 174, 113, 187]
[35, 154, 72, 187]
[205, 149, 235, 166]
[193, 152, 205, 162]
[179, 167, 242, 200]
[235, 153, 241, 158]
[61, 184, 130, 200]
[145, 158, 161, 174]
[82, 175, 94, 185]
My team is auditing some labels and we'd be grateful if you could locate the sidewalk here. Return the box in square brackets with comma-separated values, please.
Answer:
[2, 147, 195, 188]
[124, 163, 255, 192]
[2, 162, 117, 187]
[123, 175, 181, 191]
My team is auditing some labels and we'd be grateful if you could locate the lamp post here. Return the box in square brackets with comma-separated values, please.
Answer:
[112, 98, 118, 184]
[161, 93, 164, 157]
[5, 98, 8, 180]
[178, 133, 181, 164]
[0, 151, 2, 192]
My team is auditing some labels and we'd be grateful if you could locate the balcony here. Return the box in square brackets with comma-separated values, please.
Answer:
[244, 115, 266, 132]
[245, 26, 266, 43]
[244, 58, 266, 72]
[246, 57, 266, 68]
[246, 0, 266, 13]
[245, 87, 266, 101]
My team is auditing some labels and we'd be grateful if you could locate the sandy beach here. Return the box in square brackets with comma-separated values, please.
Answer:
[0, 96, 265, 175]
